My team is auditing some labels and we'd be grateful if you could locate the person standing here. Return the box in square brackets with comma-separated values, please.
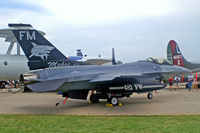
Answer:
[188, 73, 194, 91]
[169, 76, 174, 91]
[174, 75, 181, 90]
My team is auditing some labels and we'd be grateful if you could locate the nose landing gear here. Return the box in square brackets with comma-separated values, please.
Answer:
[147, 92, 153, 99]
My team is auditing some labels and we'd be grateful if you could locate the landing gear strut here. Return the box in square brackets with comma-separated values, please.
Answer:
[147, 92, 153, 99]
[90, 94, 99, 103]
[55, 97, 68, 106]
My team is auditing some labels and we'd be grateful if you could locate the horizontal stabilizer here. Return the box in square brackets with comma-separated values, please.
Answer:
[27, 79, 66, 92]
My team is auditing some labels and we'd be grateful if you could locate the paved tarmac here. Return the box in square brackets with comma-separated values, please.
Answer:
[0, 88, 200, 115]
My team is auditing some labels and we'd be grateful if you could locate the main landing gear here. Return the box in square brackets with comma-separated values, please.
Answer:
[90, 93, 120, 106]
[90, 94, 99, 103]
[108, 96, 118, 106]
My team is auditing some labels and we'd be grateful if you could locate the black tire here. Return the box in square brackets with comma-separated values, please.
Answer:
[55, 102, 60, 106]
[186, 83, 188, 88]
[147, 93, 153, 99]
[110, 97, 118, 106]
[90, 94, 99, 103]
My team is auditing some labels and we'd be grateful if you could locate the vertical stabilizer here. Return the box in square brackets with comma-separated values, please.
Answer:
[11, 24, 86, 70]
[76, 49, 83, 57]
[112, 48, 116, 65]
[167, 40, 185, 67]
[12, 29, 66, 61]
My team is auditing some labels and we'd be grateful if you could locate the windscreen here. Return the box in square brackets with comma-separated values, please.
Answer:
[146, 57, 173, 65]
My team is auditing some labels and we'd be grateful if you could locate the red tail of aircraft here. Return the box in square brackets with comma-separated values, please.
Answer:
[167, 40, 200, 72]
[167, 40, 184, 67]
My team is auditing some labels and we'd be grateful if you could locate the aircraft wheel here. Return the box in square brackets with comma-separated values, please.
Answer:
[90, 94, 99, 103]
[147, 92, 153, 99]
[110, 97, 118, 106]
[55, 102, 60, 106]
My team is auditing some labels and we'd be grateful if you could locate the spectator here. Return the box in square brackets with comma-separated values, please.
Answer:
[169, 76, 174, 91]
[174, 75, 181, 90]
[188, 73, 194, 91]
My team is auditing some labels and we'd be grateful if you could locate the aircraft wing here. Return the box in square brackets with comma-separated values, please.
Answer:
[89, 73, 119, 82]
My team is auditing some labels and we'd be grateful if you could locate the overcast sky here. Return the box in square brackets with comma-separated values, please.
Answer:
[0, 0, 200, 63]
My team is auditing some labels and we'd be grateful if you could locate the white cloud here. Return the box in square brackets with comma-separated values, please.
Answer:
[0, 0, 200, 62]
[26, 0, 175, 25]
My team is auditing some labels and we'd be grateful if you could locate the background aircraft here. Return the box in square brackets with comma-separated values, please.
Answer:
[0, 24, 46, 80]
[167, 40, 200, 72]
[68, 49, 122, 65]
[12, 26, 190, 106]
[67, 49, 83, 61]
[84, 48, 122, 65]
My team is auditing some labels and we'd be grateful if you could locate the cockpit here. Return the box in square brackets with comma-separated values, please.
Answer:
[145, 57, 173, 65]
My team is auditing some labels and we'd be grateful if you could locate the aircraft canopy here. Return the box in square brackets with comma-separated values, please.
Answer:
[146, 57, 173, 65]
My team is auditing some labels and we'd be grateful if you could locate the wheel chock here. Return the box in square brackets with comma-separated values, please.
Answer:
[118, 103, 123, 106]
[106, 103, 113, 107]
[105, 103, 123, 107]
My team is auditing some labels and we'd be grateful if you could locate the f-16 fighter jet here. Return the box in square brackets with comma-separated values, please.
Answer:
[11, 24, 191, 106]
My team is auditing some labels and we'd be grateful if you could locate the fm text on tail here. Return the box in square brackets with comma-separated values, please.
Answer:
[11, 24, 86, 70]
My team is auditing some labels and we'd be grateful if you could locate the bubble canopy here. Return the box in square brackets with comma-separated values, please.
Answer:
[145, 57, 173, 65]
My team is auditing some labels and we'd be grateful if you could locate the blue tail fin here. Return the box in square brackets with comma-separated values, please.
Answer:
[76, 49, 83, 57]
[11, 24, 86, 70]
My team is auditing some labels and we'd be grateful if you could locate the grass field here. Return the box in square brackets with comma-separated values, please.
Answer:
[0, 115, 200, 133]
